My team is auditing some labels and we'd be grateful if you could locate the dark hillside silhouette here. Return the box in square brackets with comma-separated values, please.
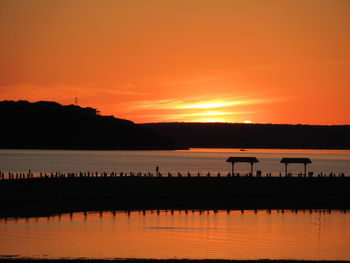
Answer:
[141, 123, 350, 149]
[0, 100, 176, 150]
[2, 101, 350, 150]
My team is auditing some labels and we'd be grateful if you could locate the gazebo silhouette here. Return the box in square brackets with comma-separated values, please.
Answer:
[280, 158, 312, 176]
[226, 157, 259, 176]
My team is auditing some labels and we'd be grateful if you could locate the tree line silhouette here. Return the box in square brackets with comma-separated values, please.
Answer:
[141, 122, 350, 149]
[0, 100, 176, 150]
[1, 100, 350, 150]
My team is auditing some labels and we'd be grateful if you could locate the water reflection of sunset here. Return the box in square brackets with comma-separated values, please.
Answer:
[1, 210, 350, 260]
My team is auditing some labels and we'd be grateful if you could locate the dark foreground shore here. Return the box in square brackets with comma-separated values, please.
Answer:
[1, 259, 350, 263]
[1, 177, 350, 218]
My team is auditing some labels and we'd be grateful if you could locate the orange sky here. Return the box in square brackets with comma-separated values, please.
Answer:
[1, 0, 349, 124]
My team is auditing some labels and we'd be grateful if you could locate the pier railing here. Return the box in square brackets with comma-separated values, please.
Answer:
[0, 170, 347, 180]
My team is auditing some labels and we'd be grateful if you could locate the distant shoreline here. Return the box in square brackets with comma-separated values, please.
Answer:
[0, 147, 189, 151]
[1, 259, 350, 263]
[141, 123, 350, 150]
[1, 146, 350, 151]
[2, 101, 350, 150]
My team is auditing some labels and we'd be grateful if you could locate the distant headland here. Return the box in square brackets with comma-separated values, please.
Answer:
[1, 100, 350, 150]
[0, 100, 177, 150]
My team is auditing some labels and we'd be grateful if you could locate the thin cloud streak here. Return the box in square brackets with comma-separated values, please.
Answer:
[120, 95, 283, 123]
[127, 111, 254, 119]
[129, 96, 283, 110]
[177, 101, 240, 109]
[178, 111, 254, 117]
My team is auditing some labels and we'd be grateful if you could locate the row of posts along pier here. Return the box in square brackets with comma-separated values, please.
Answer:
[0, 156, 348, 180]
[0, 170, 348, 180]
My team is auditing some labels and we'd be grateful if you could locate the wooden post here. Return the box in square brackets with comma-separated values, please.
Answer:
[232, 162, 235, 176]
[285, 163, 288, 176]
[250, 162, 253, 176]
[304, 163, 307, 176]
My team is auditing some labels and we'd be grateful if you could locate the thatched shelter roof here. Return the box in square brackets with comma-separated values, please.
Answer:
[280, 158, 312, 164]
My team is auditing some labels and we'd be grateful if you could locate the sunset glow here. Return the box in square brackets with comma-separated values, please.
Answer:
[0, 0, 349, 124]
[177, 101, 240, 109]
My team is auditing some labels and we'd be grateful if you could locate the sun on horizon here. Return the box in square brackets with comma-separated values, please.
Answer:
[0, 0, 349, 125]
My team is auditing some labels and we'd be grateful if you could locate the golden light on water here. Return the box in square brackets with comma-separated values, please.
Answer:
[1, 210, 350, 260]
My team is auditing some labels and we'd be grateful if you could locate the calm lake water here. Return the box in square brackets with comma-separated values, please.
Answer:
[0, 148, 350, 176]
[1, 210, 350, 260]
[1, 149, 350, 260]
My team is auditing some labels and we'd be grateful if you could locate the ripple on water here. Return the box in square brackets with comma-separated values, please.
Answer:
[1, 209, 349, 260]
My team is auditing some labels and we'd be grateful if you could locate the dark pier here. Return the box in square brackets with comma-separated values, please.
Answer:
[1, 173, 350, 218]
